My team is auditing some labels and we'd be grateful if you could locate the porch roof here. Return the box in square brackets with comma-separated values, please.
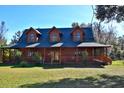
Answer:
[26, 43, 40, 48]
[0, 44, 17, 49]
[77, 42, 111, 47]
[2, 41, 111, 49]
[51, 43, 63, 47]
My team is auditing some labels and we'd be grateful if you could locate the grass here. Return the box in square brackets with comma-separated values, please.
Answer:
[0, 60, 124, 88]
[111, 60, 124, 66]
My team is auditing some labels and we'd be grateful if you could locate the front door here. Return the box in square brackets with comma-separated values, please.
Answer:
[51, 50, 59, 64]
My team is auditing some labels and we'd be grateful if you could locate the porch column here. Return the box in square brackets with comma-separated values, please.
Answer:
[43, 48, 45, 64]
[59, 47, 61, 64]
[50, 48, 52, 64]
[9, 49, 11, 62]
[93, 48, 94, 57]
[91, 48, 95, 62]
[0, 48, 2, 62]
[76, 48, 78, 63]
[13, 49, 16, 61]
[20, 49, 24, 61]
[2, 48, 5, 62]
[106, 47, 107, 56]
[1, 48, 4, 62]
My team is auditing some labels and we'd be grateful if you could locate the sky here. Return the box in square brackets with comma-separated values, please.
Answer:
[0, 5, 123, 43]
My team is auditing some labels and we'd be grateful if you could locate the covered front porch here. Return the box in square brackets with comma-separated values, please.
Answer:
[19, 47, 111, 65]
[0, 42, 112, 65]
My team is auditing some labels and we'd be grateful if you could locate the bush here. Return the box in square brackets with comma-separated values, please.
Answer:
[32, 53, 42, 66]
[109, 51, 117, 60]
[116, 51, 121, 60]
[81, 50, 88, 66]
[19, 61, 29, 67]
[81, 51, 88, 61]
[0, 61, 3, 63]
[15, 50, 22, 63]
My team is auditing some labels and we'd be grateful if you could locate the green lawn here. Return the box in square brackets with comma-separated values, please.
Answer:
[0, 60, 124, 88]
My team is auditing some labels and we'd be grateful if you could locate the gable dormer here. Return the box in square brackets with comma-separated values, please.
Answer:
[26, 27, 41, 43]
[71, 26, 84, 42]
[49, 26, 61, 42]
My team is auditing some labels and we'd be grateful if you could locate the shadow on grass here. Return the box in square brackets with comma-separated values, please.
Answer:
[10, 63, 104, 69]
[0, 61, 105, 69]
[19, 74, 124, 88]
[0, 63, 14, 67]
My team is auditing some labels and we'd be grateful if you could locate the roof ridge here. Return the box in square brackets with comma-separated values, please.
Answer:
[36, 26, 92, 30]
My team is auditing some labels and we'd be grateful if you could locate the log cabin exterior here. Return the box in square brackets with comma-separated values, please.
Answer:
[7, 26, 112, 65]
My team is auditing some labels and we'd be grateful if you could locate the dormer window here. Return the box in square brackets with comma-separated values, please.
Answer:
[49, 26, 61, 42]
[71, 26, 84, 42]
[29, 33, 35, 43]
[51, 33, 58, 42]
[26, 27, 41, 43]
[74, 32, 81, 41]
[27, 32, 36, 43]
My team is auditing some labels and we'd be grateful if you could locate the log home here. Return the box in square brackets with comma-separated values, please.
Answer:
[9, 26, 112, 65]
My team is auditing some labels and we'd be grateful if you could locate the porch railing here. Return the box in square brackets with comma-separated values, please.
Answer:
[89, 55, 112, 65]
[60, 55, 112, 64]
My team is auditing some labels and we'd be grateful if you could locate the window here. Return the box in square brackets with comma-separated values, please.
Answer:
[94, 48, 104, 56]
[51, 33, 58, 42]
[27, 51, 34, 57]
[29, 33, 35, 43]
[73, 32, 81, 41]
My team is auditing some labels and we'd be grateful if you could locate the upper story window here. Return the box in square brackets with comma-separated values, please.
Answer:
[73, 32, 82, 42]
[28, 33, 35, 43]
[49, 26, 61, 42]
[27, 50, 34, 57]
[30, 33, 35, 41]
[26, 27, 41, 43]
[73, 32, 81, 41]
[51, 33, 58, 42]
[71, 26, 83, 42]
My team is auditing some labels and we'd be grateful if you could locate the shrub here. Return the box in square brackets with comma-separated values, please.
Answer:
[15, 50, 22, 63]
[19, 61, 29, 67]
[122, 51, 124, 59]
[81, 50, 88, 66]
[32, 53, 42, 66]
[81, 51, 88, 61]
[116, 51, 121, 60]
[109, 51, 116, 60]
[0, 61, 2, 63]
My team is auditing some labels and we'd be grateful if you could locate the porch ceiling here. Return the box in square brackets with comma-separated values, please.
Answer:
[77, 42, 111, 47]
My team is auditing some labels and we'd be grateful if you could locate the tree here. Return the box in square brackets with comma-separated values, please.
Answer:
[106, 25, 117, 44]
[93, 22, 117, 45]
[95, 5, 124, 23]
[118, 35, 124, 50]
[10, 31, 22, 44]
[92, 21, 103, 43]
[71, 22, 91, 28]
[9, 30, 22, 63]
[0, 21, 8, 63]
[71, 22, 79, 28]
[95, 5, 124, 60]
[0, 21, 8, 45]
[80, 23, 87, 27]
